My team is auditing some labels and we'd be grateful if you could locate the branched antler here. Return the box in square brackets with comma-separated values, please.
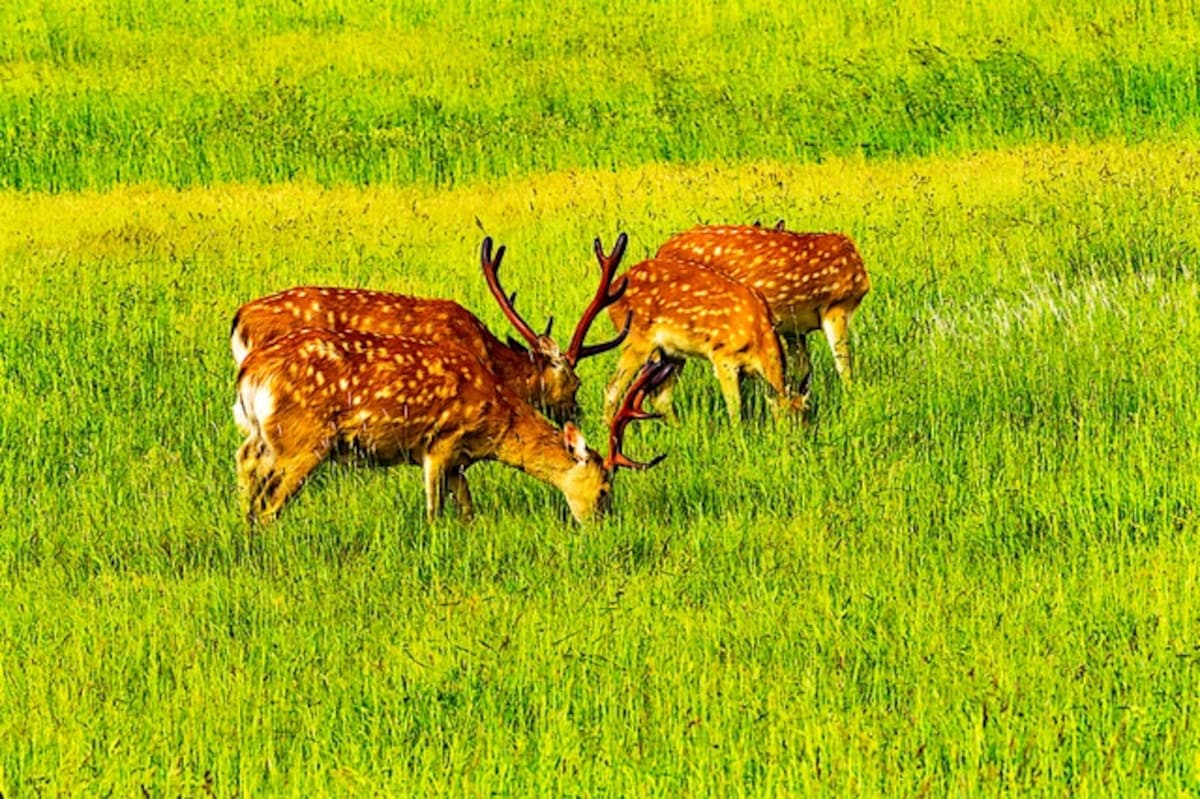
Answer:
[604, 358, 676, 472]
[566, 233, 632, 364]
[481, 237, 544, 347]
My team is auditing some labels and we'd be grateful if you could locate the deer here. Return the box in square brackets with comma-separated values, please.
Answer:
[229, 237, 629, 424]
[654, 224, 869, 408]
[594, 235, 795, 426]
[233, 327, 674, 525]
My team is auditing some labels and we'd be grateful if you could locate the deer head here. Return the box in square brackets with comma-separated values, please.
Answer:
[555, 357, 675, 521]
[478, 235, 629, 422]
[233, 329, 674, 525]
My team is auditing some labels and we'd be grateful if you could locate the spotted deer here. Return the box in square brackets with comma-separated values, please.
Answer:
[595, 236, 793, 425]
[655, 224, 869, 405]
[229, 237, 628, 423]
[233, 329, 674, 525]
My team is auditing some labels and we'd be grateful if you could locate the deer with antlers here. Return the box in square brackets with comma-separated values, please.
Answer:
[655, 224, 869, 406]
[229, 237, 628, 423]
[593, 235, 794, 425]
[233, 328, 674, 525]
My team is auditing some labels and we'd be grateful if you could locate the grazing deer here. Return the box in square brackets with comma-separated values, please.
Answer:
[229, 237, 628, 423]
[233, 328, 674, 525]
[655, 224, 869, 405]
[595, 236, 793, 425]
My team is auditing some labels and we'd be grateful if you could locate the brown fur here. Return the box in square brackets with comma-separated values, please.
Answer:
[231, 287, 582, 423]
[602, 258, 791, 424]
[656, 224, 870, 399]
[234, 328, 666, 525]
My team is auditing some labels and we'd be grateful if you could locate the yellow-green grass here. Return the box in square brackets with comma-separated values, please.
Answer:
[2, 138, 1199, 794]
[3, 0, 1200, 190]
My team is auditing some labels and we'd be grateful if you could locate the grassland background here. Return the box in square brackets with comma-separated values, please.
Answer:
[2, 0, 1200, 796]
[4, 0, 1200, 190]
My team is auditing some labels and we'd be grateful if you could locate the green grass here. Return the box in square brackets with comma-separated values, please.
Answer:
[2, 0, 1200, 190]
[3, 138, 1200, 795]
[4, 0, 1200, 793]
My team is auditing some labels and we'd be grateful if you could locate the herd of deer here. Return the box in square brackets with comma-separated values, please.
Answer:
[230, 222, 871, 526]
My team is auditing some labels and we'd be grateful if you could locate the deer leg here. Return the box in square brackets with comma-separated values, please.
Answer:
[604, 345, 652, 425]
[713, 359, 744, 424]
[447, 469, 475, 521]
[253, 450, 327, 524]
[424, 433, 474, 522]
[236, 431, 270, 525]
[646, 355, 686, 423]
[236, 435, 267, 509]
[821, 305, 855, 384]
[784, 332, 814, 409]
[422, 455, 449, 523]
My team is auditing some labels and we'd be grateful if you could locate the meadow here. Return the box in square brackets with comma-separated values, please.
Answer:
[4, 0, 1200, 190]
[2, 1, 1200, 796]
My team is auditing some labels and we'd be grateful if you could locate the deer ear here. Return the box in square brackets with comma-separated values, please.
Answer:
[562, 422, 589, 461]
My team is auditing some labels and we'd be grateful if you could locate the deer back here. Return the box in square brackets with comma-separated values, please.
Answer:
[655, 225, 869, 331]
[231, 288, 498, 365]
[231, 286, 582, 420]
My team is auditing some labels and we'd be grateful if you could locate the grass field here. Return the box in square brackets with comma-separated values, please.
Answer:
[3, 1, 1200, 796]
[4, 0, 1200, 190]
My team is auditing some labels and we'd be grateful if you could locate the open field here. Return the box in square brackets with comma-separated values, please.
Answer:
[3, 139, 1200, 795]
[3, 0, 1200, 190]
[3, 0, 1200, 795]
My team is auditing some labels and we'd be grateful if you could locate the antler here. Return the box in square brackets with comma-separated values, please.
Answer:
[481, 237, 544, 347]
[604, 359, 676, 473]
[566, 233, 632, 365]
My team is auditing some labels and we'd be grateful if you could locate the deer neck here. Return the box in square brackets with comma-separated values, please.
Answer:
[492, 409, 577, 490]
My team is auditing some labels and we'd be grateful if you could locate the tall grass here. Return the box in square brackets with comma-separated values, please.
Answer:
[2, 140, 1199, 794]
[2, 0, 1199, 190]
